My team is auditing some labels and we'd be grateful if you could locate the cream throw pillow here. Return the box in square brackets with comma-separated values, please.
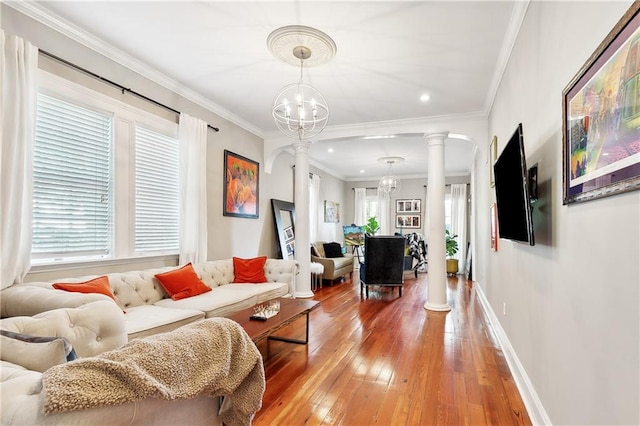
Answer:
[0, 330, 74, 373]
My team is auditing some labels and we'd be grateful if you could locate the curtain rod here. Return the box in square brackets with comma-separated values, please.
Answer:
[352, 187, 377, 190]
[39, 49, 220, 132]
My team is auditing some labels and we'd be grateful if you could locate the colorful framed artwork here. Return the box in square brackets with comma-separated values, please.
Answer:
[396, 214, 421, 229]
[324, 200, 340, 223]
[490, 203, 498, 251]
[562, 3, 640, 204]
[343, 225, 364, 246]
[396, 199, 421, 213]
[490, 135, 497, 188]
[223, 150, 259, 218]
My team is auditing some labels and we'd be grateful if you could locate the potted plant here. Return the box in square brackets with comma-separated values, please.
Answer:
[445, 229, 459, 275]
[363, 216, 380, 236]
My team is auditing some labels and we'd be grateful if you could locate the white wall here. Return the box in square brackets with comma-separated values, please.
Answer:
[483, 1, 639, 424]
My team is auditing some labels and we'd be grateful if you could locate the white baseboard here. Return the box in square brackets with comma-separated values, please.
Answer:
[474, 284, 552, 426]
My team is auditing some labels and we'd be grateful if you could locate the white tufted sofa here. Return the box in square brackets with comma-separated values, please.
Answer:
[0, 301, 224, 425]
[1, 258, 299, 340]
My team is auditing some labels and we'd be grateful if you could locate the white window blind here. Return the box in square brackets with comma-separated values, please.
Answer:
[32, 94, 113, 259]
[134, 125, 179, 253]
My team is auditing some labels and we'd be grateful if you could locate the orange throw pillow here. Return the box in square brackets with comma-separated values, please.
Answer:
[154, 263, 211, 300]
[53, 276, 116, 301]
[233, 256, 268, 283]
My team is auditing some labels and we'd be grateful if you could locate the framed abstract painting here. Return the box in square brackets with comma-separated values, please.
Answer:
[562, 3, 640, 204]
[223, 150, 259, 218]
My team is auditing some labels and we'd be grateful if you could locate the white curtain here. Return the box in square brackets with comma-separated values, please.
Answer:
[1, 32, 38, 288]
[309, 173, 320, 242]
[178, 114, 208, 264]
[450, 183, 468, 273]
[353, 187, 366, 225]
[377, 189, 390, 235]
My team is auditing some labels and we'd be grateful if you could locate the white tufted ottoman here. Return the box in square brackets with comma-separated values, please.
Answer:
[310, 262, 324, 291]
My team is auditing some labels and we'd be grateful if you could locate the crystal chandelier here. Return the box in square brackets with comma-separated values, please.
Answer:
[378, 157, 404, 194]
[268, 26, 336, 141]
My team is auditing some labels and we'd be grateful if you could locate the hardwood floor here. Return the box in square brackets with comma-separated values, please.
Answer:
[252, 272, 531, 425]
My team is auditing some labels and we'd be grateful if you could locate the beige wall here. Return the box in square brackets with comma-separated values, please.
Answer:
[2, 5, 294, 281]
[311, 166, 347, 244]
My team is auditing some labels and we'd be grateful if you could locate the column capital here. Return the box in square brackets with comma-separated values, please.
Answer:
[424, 131, 449, 145]
[292, 139, 312, 152]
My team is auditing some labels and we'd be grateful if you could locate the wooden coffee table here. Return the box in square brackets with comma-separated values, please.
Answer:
[228, 298, 319, 344]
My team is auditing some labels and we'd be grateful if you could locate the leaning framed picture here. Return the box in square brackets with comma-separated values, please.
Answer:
[223, 150, 259, 218]
[562, 2, 640, 204]
[396, 214, 421, 229]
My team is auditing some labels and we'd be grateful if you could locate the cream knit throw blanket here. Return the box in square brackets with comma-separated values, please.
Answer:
[42, 318, 265, 426]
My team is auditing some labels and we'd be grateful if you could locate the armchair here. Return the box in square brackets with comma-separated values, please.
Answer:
[311, 241, 354, 282]
[359, 235, 405, 298]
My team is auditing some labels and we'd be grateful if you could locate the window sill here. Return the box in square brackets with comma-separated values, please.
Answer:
[29, 254, 179, 274]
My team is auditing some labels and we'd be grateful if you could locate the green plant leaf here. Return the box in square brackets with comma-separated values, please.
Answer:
[363, 216, 380, 236]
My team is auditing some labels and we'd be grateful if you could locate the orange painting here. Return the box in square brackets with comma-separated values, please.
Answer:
[223, 150, 259, 218]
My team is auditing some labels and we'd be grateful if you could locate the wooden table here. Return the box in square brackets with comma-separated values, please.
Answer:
[228, 298, 319, 345]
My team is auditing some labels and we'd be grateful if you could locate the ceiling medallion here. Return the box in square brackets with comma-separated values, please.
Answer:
[268, 26, 336, 141]
[267, 25, 337, 67]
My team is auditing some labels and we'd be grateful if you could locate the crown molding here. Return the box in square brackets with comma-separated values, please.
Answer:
[484, 0, 531, 115]
[5, 0, 264, 138]
[323, 110, 488, 136]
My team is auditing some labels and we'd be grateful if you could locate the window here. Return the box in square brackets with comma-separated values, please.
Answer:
[365, 195, 378, 220]
[32, 94, 113, 260]
[134, 126, 179, 253]
[33, 71, 179, 264]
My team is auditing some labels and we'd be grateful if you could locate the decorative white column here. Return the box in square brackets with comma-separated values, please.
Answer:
[293, 140, 313, 298]
[424, 132, 451, 312]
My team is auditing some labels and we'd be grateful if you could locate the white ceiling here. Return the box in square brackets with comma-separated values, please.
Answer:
[27, 1, 523, 181]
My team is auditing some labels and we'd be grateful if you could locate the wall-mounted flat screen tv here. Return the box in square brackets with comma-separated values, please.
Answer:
[493, 123, 535, 246]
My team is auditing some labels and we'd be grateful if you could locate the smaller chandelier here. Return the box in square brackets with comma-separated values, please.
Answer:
[268, 26, 336, 141]
[378, 157, 404, 194]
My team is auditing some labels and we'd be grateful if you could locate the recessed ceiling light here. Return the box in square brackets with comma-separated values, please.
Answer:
[420, 94, 430, 102]
[360, 170, 365, 173]
[328, 148, 334, 153]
